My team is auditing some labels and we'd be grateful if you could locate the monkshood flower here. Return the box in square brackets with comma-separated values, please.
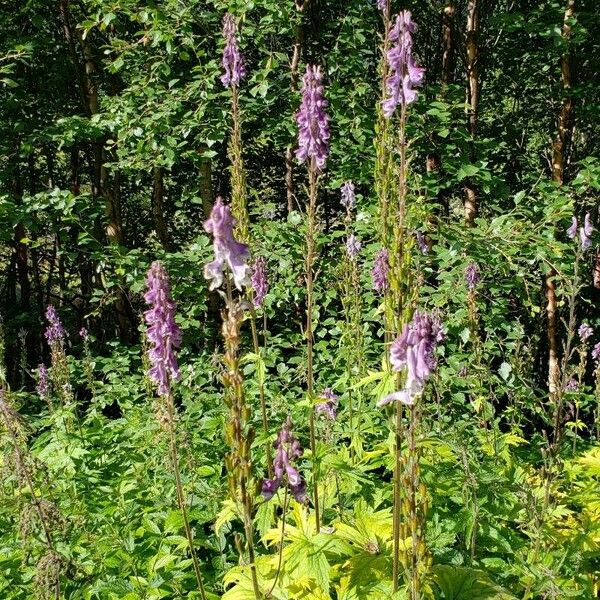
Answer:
[564, 378, 579, 392]
[592, 342, 600, 366]
[315, 388, 339, 420]
[220, 13, 245, 88]
[382, 11, 425, 118]
[378, 311, 444, 407]
[579, 323, 593, 342]
[341, 181, 356, 209]
[251, 256, 268, 309]
[377, 0, 387, 10]
[296, 65, 330, 170]
[79, 328, 88, 341]
[567, 216, 578, 239]
[465, 262, 481, 290]
[416, 231, 428, 255]
[203, 197, 251, 291]
[45, 306, 65, 345]
[144, 262, 182, 396]
[372, 248, 390, 292]
[346, 234, 362, 259]
[37, 364, 49, 399]
[261, 417, 306, 503]
[580, 213, 593, 251]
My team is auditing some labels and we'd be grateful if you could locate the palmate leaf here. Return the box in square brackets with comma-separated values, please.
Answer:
[431, 565, 516, 600]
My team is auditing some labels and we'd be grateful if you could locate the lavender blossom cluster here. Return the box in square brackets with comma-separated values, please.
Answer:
[465, 262, 481, 291]
[315, 388, 339, 421]
[340, 181, 356, 210]
[567, 213, 594, 251]
[346, 234, 362, 260]
[45, 305, 65, 345]
[372, 248, 390, 292]
[261, 417, 306, 503]
[221, 14, 245, 88]
[296, 65, 330, 170]
[382, 11, 424, 118]
[251, 256, 268, 309]
[379, 311, 444, 406]
[203, 197, 251, 291]
[144, 261, 182, 396]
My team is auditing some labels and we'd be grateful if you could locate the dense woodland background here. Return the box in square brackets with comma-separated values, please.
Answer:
[1, 0, 599, 599]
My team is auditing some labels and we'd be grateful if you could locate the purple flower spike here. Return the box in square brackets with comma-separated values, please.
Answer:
[379, 311, 444, 407]
[37, 364, 49, 399]
[578, 323, 593, 341]
[296, 65, 330, 171]
[315, 388, 339, 420]
[382, 11, 424, 118]
[45, 306, 65, 345]
[262, 417, 306, 503]
[416, 231, 428, 255]
[377, 0, 387, 10]
[465, 262, 481, 291]
[346, 234, 362, 260]
[220, 14, 245, 88]
[580, 213, 593, 251]
[204, 197, 251, 291]
[564, 378, 579, 392]
[592, 342, 600, 366]
[341, 181, 356, 209]
[567, 216, 578, 239]
[251, 257, 268, 309]
[144, 262, 182, 396]
[372, 248, 390, 293]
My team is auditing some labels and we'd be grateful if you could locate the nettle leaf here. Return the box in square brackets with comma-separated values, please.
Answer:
[431, 565, 516, 599]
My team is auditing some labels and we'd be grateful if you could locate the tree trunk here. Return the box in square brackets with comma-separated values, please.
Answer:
[464, 0, 479, 226]
[152, 166, 171, 251]
[441, 2, 457, 86]
[551, 0, 575, 185]
[285, 0, 309, 214]
[547, 0, 576, 396]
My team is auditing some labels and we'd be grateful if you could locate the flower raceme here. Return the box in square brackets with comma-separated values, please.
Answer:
[465, 262, 481, 290]
[220, 14, 245, 88]
[382, 10, 424, 118]
[315, 388, 339, 421]
[567, 213, 594, 250]
[579, 323, 594, 342]
[144, 262, 182, 397]
[340, 181, 356, 210]
[45, 305, 65, 346]
[296, 65, 330, 171]
[346, 234, 362, 260]
[261, 417, 306, 503]
[251, 256, 268, 309]
[372, 248, 390, 292]
[378, 311, 444, 407]
[203, 197, 251, 291]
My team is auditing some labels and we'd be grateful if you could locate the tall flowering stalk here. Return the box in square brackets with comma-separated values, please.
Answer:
[203, 201, 261, 598]
[144, 262, 208, 600]
[373, 9, 425, 595]
[339, 182, 365, 455]
[221, 13, 249, 242]
[296, 64, 330, 533]
[44, 306, 73, 411]
[0, 391, 63, 599]
[380, 312, 443, 598]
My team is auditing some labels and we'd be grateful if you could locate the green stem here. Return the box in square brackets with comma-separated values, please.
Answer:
[306, 158, 320, 533]
[166, 393, 208, 600]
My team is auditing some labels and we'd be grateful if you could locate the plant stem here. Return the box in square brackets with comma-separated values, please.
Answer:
[250, 309, 273, 478]
[165, 393, 208, 600]
[267, 485, 288, 597]
[392, 390, 403, 593]
[306, 158, 320, 533]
